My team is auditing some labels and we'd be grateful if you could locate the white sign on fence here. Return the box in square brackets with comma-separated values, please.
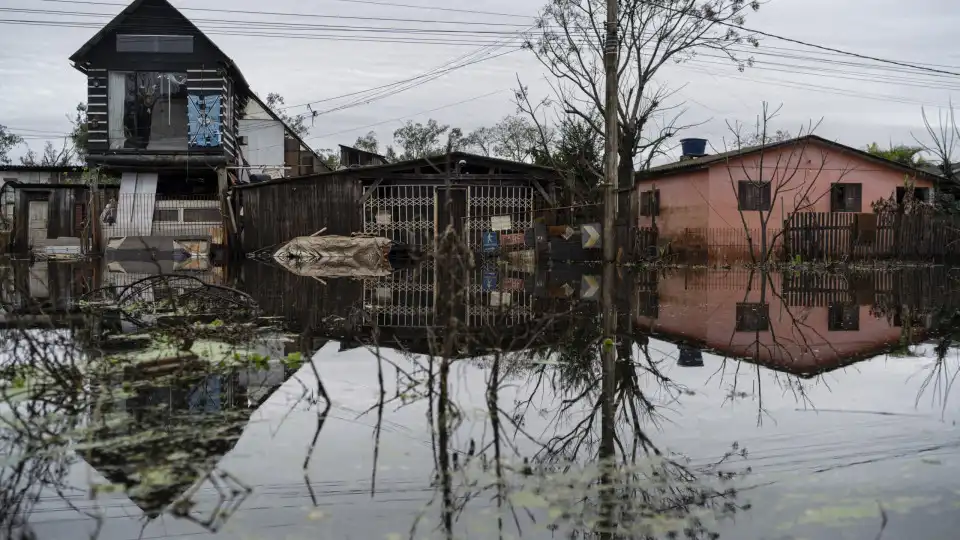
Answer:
[490, 215, 512, 231]
[376, 211, 392, 225]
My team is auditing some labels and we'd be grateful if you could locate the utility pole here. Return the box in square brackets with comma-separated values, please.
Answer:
[599, 0, 619, 464]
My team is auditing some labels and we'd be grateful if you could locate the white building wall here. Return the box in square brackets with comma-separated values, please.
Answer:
[239, 99, 286, 183]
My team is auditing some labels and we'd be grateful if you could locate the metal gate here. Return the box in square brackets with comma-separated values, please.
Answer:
[363, 183, 535, 250]
[361, 261, 436, 327]
[463, 185, 535, 250]
[363, 184, 436, 247]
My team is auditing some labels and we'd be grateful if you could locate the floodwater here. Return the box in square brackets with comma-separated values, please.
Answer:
[3, 258, 960, 539]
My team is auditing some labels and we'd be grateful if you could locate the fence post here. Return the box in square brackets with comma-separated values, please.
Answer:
[90, 170, 102, 255]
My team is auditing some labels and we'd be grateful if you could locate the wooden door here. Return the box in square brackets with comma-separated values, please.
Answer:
[28, 200, 48, 247]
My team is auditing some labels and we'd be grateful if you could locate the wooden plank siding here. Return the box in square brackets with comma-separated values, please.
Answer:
[86, 69, 109, 152]
[236, 174, 363, 253]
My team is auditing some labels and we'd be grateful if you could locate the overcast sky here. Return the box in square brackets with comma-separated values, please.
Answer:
[1, 0, 958, 163]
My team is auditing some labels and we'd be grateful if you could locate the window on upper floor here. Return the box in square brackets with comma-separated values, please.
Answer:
[116, 35, 194, 53]
[108, 71, 188, 151]
[639, 189, 660, 216]
[738, 181, 771, 211]
[830, 183, 862, 212]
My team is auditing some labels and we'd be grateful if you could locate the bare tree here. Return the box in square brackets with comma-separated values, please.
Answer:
[523, 0, 760, 188]
[724, 103, 851, 264]
[19, 140, 73, 167]
[916, 102, 960, 204]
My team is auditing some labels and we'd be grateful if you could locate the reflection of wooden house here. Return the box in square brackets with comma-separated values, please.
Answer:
[80, 359, 294, 523]
[237, 152, 559, 254]
[632, 268, 923, 377]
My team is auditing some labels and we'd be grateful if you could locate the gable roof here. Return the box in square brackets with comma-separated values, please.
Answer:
[638, 135, 941, 182]
[246, 92, 332, 172]
[68, 0, 250, 90]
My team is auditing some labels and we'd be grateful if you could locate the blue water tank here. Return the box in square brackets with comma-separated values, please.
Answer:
[679, 138, 708, 157]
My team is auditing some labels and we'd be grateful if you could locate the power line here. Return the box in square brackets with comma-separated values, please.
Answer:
[36, 0, 536, 20]
[639, 0, 960, 78]
[310, 89, 508, 141]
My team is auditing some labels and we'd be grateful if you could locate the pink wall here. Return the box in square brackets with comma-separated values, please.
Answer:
[633, 270, 906, 373]
[636, 140, 935, 260]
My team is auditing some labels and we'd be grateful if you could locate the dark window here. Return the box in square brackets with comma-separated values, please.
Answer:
[116, 35, 194, 53]
[153, 209, 179, 222]
[896, 186, 930, 205]
[828, 303, 860, 331]
[636, 291, 659, 318]
[640, 189, 660, 217]
[108, 71, 188, 150]
[736, 302, 770, 332]
[738, 181, 771, 211]
[182, 208, 221, 222]
[831, 183, 862, 212]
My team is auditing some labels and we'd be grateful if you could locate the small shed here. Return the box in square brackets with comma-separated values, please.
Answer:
[235, 152, 559, 254]
[6, 183, 93, 253]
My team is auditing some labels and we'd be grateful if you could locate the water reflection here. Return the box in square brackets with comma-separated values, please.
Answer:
[1, 257, 960, 539]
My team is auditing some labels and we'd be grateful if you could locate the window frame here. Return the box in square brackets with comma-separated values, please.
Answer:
[116, 34, 194, 53]
[830, 182, 863, 213]
[639, 189, 660, 217]
[737, 181, 772, 211]
[827, 303, 860, 331]
[735, 302, 770, 332]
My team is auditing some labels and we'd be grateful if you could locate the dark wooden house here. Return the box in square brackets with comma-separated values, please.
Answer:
[339, 144, 388, 168]
[5, 183, 94, 253]
[236, 152, 559, 254]
[70, 0, 249, 174]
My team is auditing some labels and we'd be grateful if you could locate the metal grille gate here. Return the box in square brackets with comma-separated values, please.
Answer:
[361, 261, 436, 327]
[363, 185, 436, 247]
[463, 185, 535, 250]
[363, 184, 535, 250]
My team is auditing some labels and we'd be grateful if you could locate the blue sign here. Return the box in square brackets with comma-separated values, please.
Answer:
[482, 231, 499, 253]
[482, 272, 498, 291]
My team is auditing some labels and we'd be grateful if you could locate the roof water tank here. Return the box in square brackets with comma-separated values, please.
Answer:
[679, 138, 708, 157]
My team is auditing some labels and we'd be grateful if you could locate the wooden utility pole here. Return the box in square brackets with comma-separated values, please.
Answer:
[599, 0, 619, 464]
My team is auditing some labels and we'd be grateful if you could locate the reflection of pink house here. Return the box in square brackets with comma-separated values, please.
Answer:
[632, 269, 912, 376]
[635, 136, 938, 261]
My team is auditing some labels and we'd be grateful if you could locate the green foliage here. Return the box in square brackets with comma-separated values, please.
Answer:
[265, 93, 309, 138]
[390, 119, 462, 160]
[462, 115, 540, 162]
[353, 131, 379, 154]
[283, 351, 304, 369]
[314, 148, 340, 170]
[0, 124, 23, 165]
[69, 102, 88, 163]
[865, 142, 928, 166]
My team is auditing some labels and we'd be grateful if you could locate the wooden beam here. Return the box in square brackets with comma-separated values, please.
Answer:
[359, 178, 383, 204]
[532, 179, 556, 206]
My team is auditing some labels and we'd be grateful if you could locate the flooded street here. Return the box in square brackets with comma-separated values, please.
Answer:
[4, 259, 960, 539]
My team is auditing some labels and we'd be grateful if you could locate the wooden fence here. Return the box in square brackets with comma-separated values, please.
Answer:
[783, 212, 960, 261]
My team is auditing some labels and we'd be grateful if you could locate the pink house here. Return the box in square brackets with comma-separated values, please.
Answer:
[635, 135, 939, 261]
[632, 269, 915, 376]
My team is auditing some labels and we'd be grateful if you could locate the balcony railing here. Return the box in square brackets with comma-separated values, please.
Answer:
[99, 193, 224, 241]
